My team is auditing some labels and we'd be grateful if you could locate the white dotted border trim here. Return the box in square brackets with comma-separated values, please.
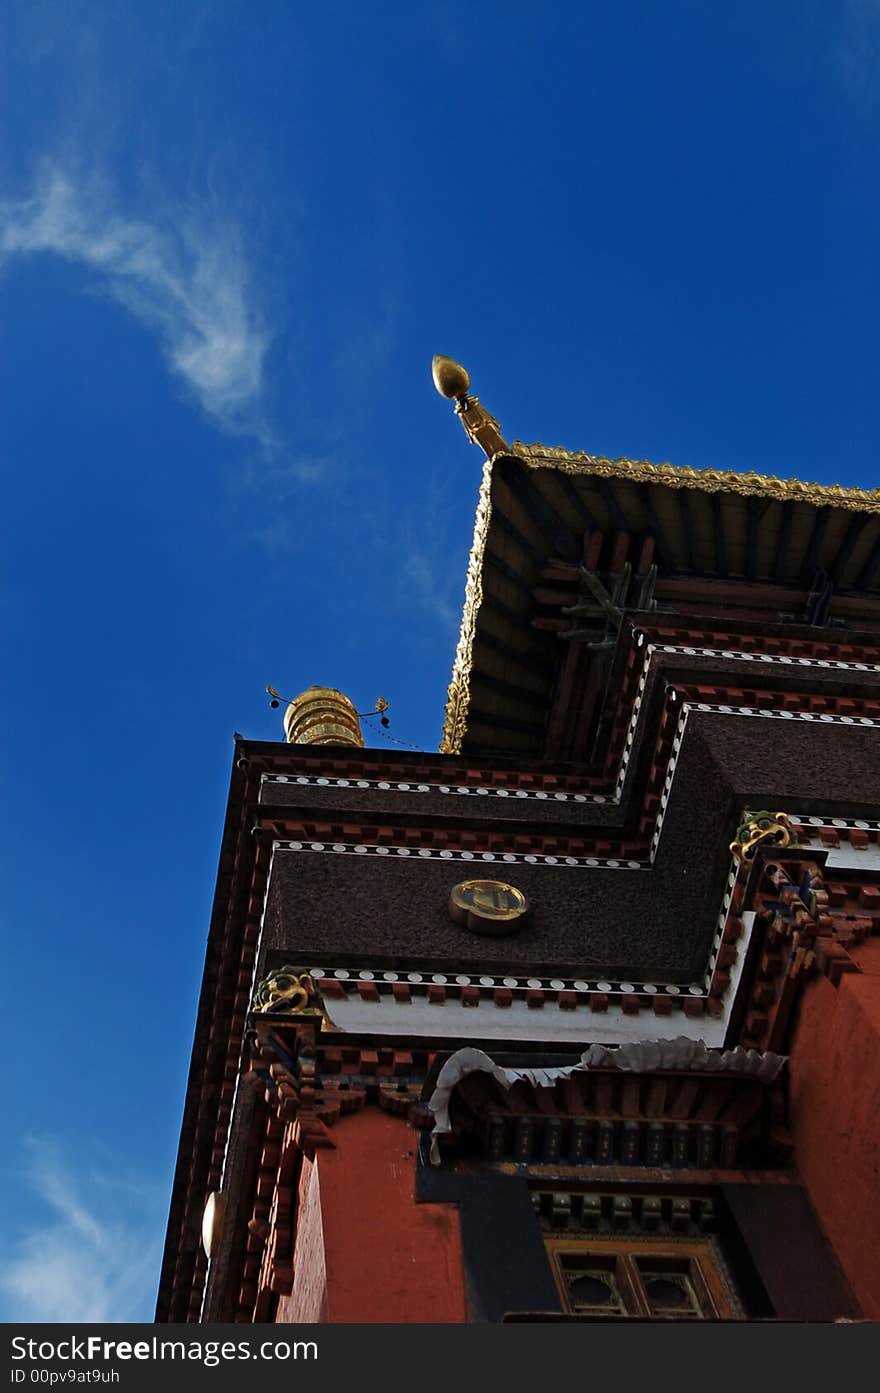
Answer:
[794, 812, 880, 832]
[272, 836, 746, 1003]
[687, 702, 880, 728]
[648, 698, 880, 862]
[272, 793, 878, 1009]
[651, 641, 880, 674]
[263, 773, 607, 804]
[267, 701, 880, 878]
[305, 964, 709, 1000]
[262, 639, 880, 812]
[272, 838, 647, 871]
[706, 860, 741, 989]
[648, 698, 688, 860]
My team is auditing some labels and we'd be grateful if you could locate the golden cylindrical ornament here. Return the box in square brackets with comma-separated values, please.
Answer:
[283, 686, 364, 747]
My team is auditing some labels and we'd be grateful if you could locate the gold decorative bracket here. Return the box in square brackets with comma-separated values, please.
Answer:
[730, 812, 800, 865]
[252, 965, 330, 1025]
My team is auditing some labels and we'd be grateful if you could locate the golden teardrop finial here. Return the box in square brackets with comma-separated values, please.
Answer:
[432, 354, 470, 400]
[432, 354, 510, 460]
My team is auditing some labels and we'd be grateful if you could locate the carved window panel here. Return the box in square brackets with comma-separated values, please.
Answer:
[547, 1237, 740, 1319]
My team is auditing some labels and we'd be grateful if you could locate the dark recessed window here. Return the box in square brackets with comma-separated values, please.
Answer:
[548, 1239, 739, 1319]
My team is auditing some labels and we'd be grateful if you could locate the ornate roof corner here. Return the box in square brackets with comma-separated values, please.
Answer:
[432, 355, 510, 461]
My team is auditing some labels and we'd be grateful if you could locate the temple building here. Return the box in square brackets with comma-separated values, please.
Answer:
[157, 358, 880, 1323]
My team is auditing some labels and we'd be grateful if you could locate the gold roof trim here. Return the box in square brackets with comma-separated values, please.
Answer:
[512, 443, 880, 513]
[440, 458, 493, 754]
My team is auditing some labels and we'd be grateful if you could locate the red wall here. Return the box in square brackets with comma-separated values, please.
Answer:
[276, 1156, 329, 1323]
[277, 1108, 466, 1323]
[789, 940, 880, 1318]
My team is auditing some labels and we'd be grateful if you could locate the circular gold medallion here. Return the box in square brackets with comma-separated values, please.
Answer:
[449, 879, 531, 936]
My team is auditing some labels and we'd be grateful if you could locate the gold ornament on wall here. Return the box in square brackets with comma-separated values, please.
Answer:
[252, 966, 322, 1015]
[730, 811, 800, 864]
[448, 879, 531, 936]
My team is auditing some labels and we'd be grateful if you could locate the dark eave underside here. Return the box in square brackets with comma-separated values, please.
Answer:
[444, 453, 880, 758]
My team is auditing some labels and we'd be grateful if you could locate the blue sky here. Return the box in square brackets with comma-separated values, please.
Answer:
[2, 2, 879, 1322]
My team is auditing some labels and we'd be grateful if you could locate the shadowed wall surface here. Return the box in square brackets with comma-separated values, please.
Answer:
[789, 938, 880, 1318]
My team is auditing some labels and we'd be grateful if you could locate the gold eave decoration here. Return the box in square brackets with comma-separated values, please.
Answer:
[440, 455, 493, 754]
[512, 443, 880, 513]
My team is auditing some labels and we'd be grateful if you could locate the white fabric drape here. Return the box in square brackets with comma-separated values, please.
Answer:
[427, 1038, 787, 1163]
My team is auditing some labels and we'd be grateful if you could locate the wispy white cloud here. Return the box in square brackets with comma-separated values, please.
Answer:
[396, 468, 473, 636]
[403, 549, 460, 632]
[0, 164, 272, 445]
[0, 1138, 163, 1323]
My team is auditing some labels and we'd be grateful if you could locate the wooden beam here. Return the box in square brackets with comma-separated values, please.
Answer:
[554, 602, 608, 621]
[745, 497, 760, 579]
[553, 470, 601, 535]
[854, 529, 880, 590]
[532, 584, 580, 607]
[572, 659, 604, 764]
[541, 560, 583, 582]
[804, 568, 833, 626]
[464, 705, 546, 737]
[655, 576, 807, 606]
[468, 669, 549, 709]
[475, 627, 556, 676]
[823, 594, 880, 625]
[490, 502, 546, 569]
[712, 492, 728, 575]
[772, 500, 794, 581]
[636, 483, 673, 571]
[828, 512, 870, 584]
[801, 504, 830, 580]
[531, 616, 571, 631]
[484, 548, 536, 599]
[677, 489, 698, 572]
[635, 535, 656, 576]
[481, 586, 533, 626]
[584, 528, 605, 572]
[500, 462, 580, 562]
[559, 629, 616, 647]
[544, 640, 586, 760]
[596, 477, 630, 534]
[609, 531, 630, 572]
[541, 533, 606, 584]
[567, 569, 622, 624]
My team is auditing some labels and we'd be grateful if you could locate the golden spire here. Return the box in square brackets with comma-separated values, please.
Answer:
[283, 686, 365, 747]
[431, 355, 509, 460]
